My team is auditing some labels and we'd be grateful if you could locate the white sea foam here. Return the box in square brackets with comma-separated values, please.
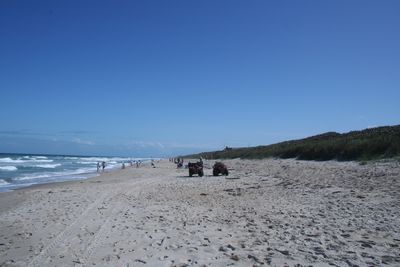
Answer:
[80, 157, 111, 162]
[0, 157, 53, 164]
[80, 157, 130, 162]
[33, 156, 48, 159]
[30, 159, 53, 163]
[0, 166, 18, 171]
[34, 164, 61, 169]
[0, 179, 10, 185]
[78, 161, 98, 165]
[16, 168, 96, 181]
[0, 158, 24, 163]
[15, 173, 55, 181]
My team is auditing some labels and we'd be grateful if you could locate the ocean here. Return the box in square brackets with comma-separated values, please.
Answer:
[0, 153, 149, 192]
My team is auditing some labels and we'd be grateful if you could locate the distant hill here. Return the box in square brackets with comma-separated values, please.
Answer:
[185, 125, 400, 161]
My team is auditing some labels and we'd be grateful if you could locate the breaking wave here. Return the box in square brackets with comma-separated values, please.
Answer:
[0, 166, 17, 171]
[34, 164, 62, 169]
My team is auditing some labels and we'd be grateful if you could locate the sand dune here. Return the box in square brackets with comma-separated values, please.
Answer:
[0, 159, 399, 266]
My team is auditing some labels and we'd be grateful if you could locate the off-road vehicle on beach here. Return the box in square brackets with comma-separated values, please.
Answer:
[188, 161, 204, 177]
[213, 162, 229, 176]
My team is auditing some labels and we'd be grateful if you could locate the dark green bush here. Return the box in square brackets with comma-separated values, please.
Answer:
[185, 125, 400, 161]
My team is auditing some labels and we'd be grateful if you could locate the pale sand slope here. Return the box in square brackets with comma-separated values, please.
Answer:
[0, 159, 399, 267]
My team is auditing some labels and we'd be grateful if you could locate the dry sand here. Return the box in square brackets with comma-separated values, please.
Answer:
[0, 159, 399, 267]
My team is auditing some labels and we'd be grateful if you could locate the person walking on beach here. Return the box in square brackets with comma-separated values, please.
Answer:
[96, 162, 100, 172]
[101, 161, 106, 172]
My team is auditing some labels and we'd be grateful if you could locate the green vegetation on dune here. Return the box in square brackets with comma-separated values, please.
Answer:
[186, 125, 400, 161]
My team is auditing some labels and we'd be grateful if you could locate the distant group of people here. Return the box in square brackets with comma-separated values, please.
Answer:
[121, 159, 155, 169]
[97, 159, 159, 172]
[135, 160, 142, 168]
[171, 157, 184, 168]
[96, 161, 106, 172]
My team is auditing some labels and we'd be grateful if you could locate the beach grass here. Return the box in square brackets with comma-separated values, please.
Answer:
[186, 125, 400, 161]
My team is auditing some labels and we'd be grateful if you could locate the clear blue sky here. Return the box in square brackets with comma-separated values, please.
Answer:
[1, 0, 399, 157]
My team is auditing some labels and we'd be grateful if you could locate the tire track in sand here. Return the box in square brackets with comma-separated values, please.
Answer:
[27, 190, 114, 267]
[79, 179, 160, 265]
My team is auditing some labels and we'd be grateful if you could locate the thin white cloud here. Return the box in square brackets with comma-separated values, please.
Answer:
[126, 140, 218, 150]
[127, 140, 165, 149]
[72, 138, 95, 146]
[165, 142, 217, 149]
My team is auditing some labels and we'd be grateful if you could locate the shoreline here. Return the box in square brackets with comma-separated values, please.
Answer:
[0, 167, 112, 214]
[0, 160, 154, 213]
[0, 153, 155, 193]
[1, 158, 399, 266]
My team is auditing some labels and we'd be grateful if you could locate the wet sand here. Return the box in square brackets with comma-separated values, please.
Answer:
[0, 159, 399, 266]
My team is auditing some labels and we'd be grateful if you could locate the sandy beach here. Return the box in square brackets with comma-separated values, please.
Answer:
[0, 159, 399, 267]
